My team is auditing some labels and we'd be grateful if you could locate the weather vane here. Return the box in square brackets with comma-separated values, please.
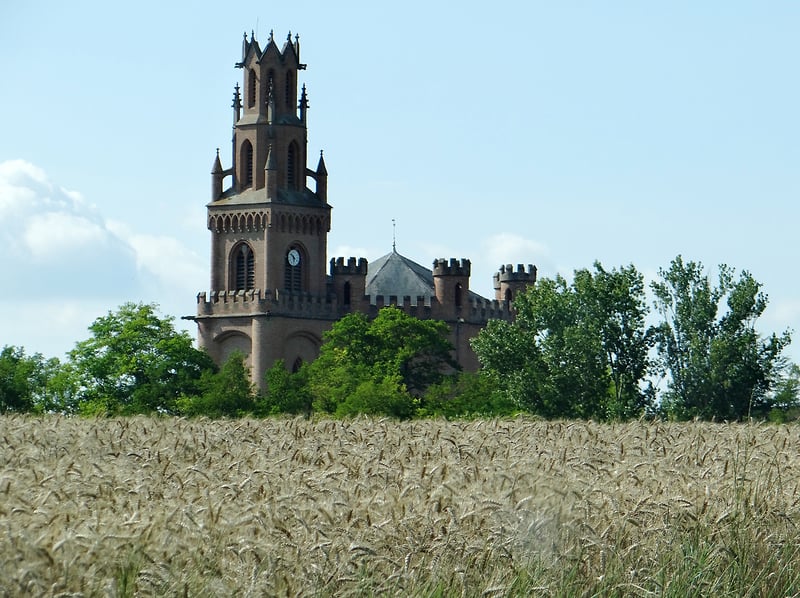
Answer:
[392, 219, 396, 252]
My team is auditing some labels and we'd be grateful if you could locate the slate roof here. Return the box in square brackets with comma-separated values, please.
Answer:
[365, 250, 488, 302]
[209, 186, 329, 209]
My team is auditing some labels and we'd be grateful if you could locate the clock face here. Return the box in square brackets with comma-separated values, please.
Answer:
[287, 249, 301, 266]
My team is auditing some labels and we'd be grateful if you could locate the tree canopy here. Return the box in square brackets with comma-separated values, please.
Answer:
[472, 262, 654, 419]
[281, 307, 458, 418]
[68, 302, 215, 415]
[652, 256, 791, 420]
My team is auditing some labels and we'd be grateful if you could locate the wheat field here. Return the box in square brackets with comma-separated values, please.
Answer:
[1, 416, 799, 597]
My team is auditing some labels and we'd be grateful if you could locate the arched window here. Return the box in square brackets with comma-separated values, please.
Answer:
[233, 243, 255, 291]
[455, 282, 463, 308]
[343, 281, 351, 306]
[504, 288, 512, 303]
[248, 69, 257, 108]
[291, 357, 303, 373]
[242, 140, 254, 187]
[287, 142, 298, 190]
[284, 246, 302, 292]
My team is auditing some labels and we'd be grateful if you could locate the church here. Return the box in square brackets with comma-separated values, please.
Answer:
[192, 31, 537, 391]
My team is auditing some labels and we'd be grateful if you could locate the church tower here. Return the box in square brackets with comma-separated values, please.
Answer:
[208, 31, 330, 297]
[197, 31, 333, 387]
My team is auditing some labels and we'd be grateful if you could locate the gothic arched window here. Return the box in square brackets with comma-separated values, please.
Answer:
[287, 142, 298, 190]
[504, 288, 513, 303]
[455, 282, 463, 308]
[248, 69, 257, 108]
[233, 243, 255, 291]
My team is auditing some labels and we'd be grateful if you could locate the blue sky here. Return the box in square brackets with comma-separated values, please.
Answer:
[1, 1, 799, 361]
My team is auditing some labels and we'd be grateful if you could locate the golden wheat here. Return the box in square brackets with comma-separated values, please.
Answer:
[1, 416, 799, 596]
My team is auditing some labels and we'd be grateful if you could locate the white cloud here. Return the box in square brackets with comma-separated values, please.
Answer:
[480, 233, 550, 269]
[24, 212, 111, 258]
[0, 160, 204, 357]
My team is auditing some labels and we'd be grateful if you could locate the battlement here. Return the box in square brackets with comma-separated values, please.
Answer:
[432, 258, 471, 277]
[494, 263, 537, 284]
[197, 289, 339, 320]
[196, 287, 518, 325]
[330, 256, 368, 275]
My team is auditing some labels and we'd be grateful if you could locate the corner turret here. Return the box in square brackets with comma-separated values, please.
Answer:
[433, 258, 471, 314]
[330, 257, 368, 309]
[493, 264, 537, 303]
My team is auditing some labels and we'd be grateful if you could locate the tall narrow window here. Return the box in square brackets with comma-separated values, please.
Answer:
[285, 70, 293, 108]
[287, 142, 298, 190]
[243, 141, 254, 187]
[248, 69, 257, 108]
[234, 244, 255, 291]
[343, 281, 352, 306]
[504, 288, 513, 303]
[284, 247, 302, 292]
[266, 70, 275, 106]
[455, 282, 463, 308]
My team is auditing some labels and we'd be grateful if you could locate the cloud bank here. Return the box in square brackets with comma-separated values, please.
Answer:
[0, 160, 204, 358]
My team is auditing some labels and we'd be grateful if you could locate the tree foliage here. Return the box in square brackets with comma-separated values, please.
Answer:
[0, 346, 73, 413]
[305, 307, 457, 418]
[652, 256, 791, 420]
[179, 351, 256, 418]
[69, 302, 215, 415]
[472, 262, 654, 420]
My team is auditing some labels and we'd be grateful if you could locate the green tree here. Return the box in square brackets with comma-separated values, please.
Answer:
[651, 256, 790, 420]
[0, 346, 76, 413]
[258, 360, 313, 416]
[69, 302, 215, 415]
[180, 351, 256, 418]
[421, 371, 518, 418]
[0, 346, 37, 412]
[472, 262, 653, 419]
[307, 307, 457, 417]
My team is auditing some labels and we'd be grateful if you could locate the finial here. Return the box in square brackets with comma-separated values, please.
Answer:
[287, 31, 292, 42]
[251, 30, 255, 42]
[295, 33, 300, 43]
[269, 29, 274, 41]
[392, 219, 397, 252]
[320, 149, 323, 157]
[243, 31, 248, 41]
[216, 147, 220, 157]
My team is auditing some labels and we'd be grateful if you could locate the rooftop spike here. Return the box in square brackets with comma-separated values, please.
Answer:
[211, 148, 223, 173]
[265, 145, 277, 171]
[316, 150, 327, 175]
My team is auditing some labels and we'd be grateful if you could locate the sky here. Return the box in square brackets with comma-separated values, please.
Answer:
[1, 1, 799, 362]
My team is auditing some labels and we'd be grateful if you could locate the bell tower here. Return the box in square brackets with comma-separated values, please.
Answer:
[197, 30, 334, 387]
[208, 30, 331, 298]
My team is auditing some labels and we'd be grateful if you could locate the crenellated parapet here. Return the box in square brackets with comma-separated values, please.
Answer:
[432, 258, 471, 278]
[197, 289, 340, 320]
[493, 263, 537, 302]
[494, 263, 537, 283]
[330, 256, 368, 276]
